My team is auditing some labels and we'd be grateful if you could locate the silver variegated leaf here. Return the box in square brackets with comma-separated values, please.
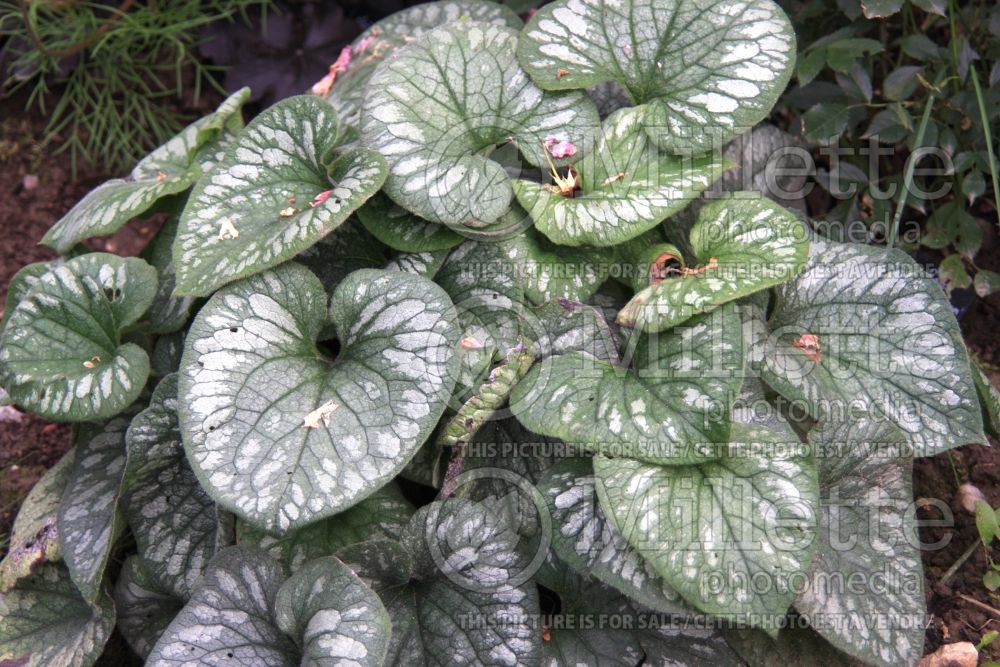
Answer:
[517, 0, 796, 153]
[523, 299, 619, 363]
[382, 499, 542, 665]
[760, 239, 986, 456]
[511, 305, 743, 465]
[113, 556, 184, 660]
[0, 563, 115, 667]
[174, 95, 388, 296]
[384, 250, 450, 278]
[41, 88, 250, 253]
[146, 546, 294, 665]
[538, 561, 645, 666]
[514, 107, 725, 247]
[0, 253, 156, 421]
[273, 556, 391, 666]
[795, 418, 925, 667]
[324, 0, 523, 128]
[618, 197, 808, 333]
[537, 458, 689, 614]
[179, 264, 460, 532]
[360, 21, 600, 225]
[58, 414, 132, 603]
[594, 423, 819, 627]
[122, 374, 226, 599]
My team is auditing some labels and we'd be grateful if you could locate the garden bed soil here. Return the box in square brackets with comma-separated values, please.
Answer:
[2, 88, 1000, 665]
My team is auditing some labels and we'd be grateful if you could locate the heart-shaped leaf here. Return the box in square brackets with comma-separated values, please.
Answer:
[360, 21, 600, 226]
[356, 193, 464, 253]
[113, 556, 183, 659]
[58, 414, 132, 603]
[536, 458, 689, 614]
[146, 546, 294, 665]
[174, 95, 388, 297]
[324, 0, 523, 128]
[795, 418, 925, 667]
[0, 253, 157, 421]
[0, 563, 115, 667]
[517, 0, 796, 153]
[759, 239, 986, 456]
[237, 484, 414, 571]
[0, 450, 72, 592]
[273, 556, 391, 666]
[122, 374, 227, 599]
[594, 423, 819, 625]
[381, 499, 543, 665]
[617, 197, 808, 332]
[512, 305, 743, 465]
[147, 546, 389, 666]
[41, 89, 250, 254]
[179, 264, 460, 532]
[514, 107, 726, 247]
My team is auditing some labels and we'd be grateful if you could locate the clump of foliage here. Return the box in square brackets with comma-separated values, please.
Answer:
[0, 0, 270, 174]
[779, 0, 1000, 300]
[0, 0, 993, 666]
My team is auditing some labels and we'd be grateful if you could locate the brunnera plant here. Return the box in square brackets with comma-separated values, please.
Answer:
[0, 1, 990, 666]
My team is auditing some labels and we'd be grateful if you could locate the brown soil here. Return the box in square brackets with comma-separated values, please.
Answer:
[1, 82, 1000, 666]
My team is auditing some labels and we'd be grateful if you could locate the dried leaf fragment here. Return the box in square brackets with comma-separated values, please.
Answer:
[792, 333, 821, 363]
[302, 400, 339, 429]
[218, 218, 239, 240]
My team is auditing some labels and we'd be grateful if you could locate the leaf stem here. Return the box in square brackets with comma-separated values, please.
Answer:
[887, 89, 936, 249]
[970, 65, 1000, 230]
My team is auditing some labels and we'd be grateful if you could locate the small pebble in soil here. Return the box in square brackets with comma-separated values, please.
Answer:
[21, 174, 39, 191]
[917, 641, 977, 667]
[956, 482, 988, 515]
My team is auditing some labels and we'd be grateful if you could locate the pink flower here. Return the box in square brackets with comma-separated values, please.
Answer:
[310, 45, 355, 96]
[310, 71, 336, 96]
[332, 45, 353, 73]
[544, 135, 577, 157]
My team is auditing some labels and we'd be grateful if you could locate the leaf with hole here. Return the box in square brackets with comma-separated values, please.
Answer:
[0, 450, 72, 592]
[179, 264, 460, 532]
[0, 562, 116, 667]
[0, 253, 156, 421]
[147, 546, 389, 666]
[121, 374, 228, 599]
